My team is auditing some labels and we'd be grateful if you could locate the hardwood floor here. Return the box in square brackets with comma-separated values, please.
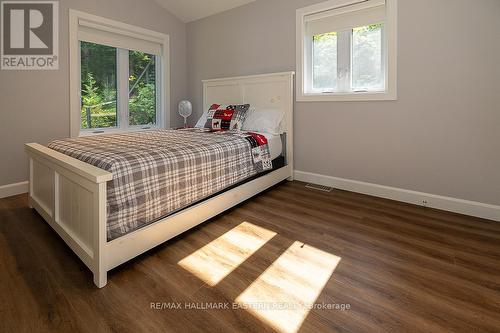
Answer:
[1, 181, 500, 333]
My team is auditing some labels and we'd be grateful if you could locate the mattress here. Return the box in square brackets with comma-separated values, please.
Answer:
[48, 129, 274, 241]
[259, 132, 283, 160]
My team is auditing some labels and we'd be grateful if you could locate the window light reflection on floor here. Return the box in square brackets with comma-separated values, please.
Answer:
[235, 241, 341, 333]
[178, 222, 277, 286]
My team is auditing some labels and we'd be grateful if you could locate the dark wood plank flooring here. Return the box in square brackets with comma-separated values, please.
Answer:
[1, 181, 499, 333]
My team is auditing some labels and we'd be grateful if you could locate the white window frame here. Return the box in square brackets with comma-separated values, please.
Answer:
[296, 0, 397, 102]
[69, 10, 170, 137]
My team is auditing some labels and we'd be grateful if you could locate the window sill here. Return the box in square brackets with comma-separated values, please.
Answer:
[297, 91, 397, 102]
[78, 126, 160, 137]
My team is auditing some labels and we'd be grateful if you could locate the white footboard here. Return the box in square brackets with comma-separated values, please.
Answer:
[26, 143, 112, 287]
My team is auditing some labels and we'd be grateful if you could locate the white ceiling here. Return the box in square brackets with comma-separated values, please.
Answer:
[153, 0, 257, 23]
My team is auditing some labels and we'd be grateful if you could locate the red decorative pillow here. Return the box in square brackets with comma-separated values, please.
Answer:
[203, 104, 250, 131]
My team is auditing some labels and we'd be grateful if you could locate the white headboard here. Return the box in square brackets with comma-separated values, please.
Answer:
[202, 72, 295, 169]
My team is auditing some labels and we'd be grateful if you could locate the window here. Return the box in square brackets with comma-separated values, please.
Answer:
[297, 0, 397, 101]
[80, 43, 158, 130]
[69, 10, 169, 137]
[129, 51, 157, 126]
[80, 42, 118, 129]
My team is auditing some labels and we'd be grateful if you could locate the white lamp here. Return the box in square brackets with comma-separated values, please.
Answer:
[178, 100, 192, 127]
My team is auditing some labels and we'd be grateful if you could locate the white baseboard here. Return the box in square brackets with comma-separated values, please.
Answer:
[0, 181, 29, 199]
[3, 174, 498, 222]
[294, 171, 500, 222]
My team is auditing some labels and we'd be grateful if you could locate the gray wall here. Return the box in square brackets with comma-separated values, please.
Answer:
[187, 0, 500, 205]
[0, 0, 187, 186]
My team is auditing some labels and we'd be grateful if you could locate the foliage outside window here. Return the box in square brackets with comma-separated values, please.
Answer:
[312, 32, 338, 92]
[80, 42, 117, 129]
[80, 42, 157, 130]
[311, 23, 384, 93]
[129, 51, 156, 126]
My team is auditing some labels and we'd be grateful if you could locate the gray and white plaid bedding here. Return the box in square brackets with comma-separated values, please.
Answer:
[48, 128, 272, 241]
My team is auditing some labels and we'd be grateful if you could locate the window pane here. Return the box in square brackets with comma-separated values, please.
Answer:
[352, 24, 384, 91]
[80, 41, 117, 129]
[129, 51, 157, 126]
[312, 32, 337, 92]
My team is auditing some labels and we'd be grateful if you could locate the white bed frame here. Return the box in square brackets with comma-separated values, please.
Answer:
[25, 72, 294, 288]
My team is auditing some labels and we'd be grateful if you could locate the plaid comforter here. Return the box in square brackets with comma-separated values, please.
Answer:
[48, 128, 272, 240]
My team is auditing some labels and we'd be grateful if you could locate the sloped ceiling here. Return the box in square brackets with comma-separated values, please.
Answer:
[153, 0, 257, 23]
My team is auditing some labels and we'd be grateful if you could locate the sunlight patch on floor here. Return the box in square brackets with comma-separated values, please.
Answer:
[235, 241, 341, 333]
[178, 222, 277, 286]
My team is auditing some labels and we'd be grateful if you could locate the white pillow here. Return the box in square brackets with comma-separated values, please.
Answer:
[194, 111, 208, 128]
[242, 108, 285, 135]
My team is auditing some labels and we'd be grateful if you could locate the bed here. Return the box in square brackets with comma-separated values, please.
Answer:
[47, 128, 283, 241]
[25, 72, 294, 288]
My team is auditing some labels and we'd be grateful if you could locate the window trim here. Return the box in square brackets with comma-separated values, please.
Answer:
[296, 0, 397, 102]
[69, 10, 170, 137]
